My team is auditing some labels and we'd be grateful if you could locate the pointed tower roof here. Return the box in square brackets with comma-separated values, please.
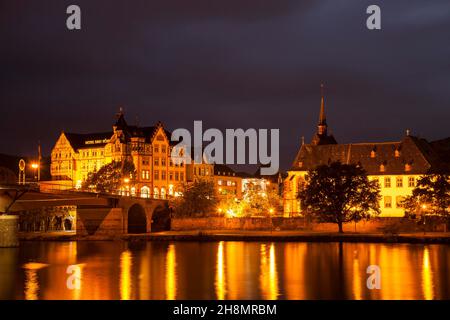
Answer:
[319, 83, 327, 125]
[115, 107, 128, 129]
[311, 83, 337, 146]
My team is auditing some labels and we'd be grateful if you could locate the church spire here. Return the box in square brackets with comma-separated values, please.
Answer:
[317, 83, 327, 135]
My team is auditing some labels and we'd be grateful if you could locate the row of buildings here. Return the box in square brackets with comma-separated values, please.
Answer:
[50, 111, 281, 202]
[49, 96, 449, 218]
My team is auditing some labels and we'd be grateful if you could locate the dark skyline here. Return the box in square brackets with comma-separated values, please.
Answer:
[1, 0, 450, 170]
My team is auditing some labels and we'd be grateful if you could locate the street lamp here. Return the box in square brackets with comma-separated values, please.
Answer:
[421, 204, 427, 235]
[31, 163, 39, 182]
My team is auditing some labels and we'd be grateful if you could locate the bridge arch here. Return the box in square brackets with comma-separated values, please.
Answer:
[127, 203, 147, 234]
[151, 205, 171, 232]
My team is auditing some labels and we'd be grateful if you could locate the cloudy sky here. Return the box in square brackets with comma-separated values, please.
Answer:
[1, 0, 449, 170]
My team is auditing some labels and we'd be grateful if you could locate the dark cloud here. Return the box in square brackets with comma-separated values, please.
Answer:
[1, 0, 449, 170]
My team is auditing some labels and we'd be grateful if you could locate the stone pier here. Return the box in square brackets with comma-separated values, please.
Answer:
[0, 215, 19, 247]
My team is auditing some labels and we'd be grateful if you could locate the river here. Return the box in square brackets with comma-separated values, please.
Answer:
[0, 241, 449, 300]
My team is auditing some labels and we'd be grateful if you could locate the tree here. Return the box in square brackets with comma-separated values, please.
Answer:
[298, 162, 381, 233]
[403, 173, 450, 231]
[171, 179, 219, 217]
[83, 160, 136, 194]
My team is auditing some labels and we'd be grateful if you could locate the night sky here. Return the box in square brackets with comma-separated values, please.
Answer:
[1, 0, 450, 171]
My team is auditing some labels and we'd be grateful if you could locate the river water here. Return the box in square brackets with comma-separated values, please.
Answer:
[0, 241, 449, 300]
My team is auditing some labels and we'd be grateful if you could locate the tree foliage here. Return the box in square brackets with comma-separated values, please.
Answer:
[171, 179, 219, 217]
[298, 162, 381, 233]
[83, 160, 136, 193]
[403, 174, 450, 225]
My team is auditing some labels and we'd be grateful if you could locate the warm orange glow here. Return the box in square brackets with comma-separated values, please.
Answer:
[422, 247, 434, 300]
[123, 178, 130, 184]
[120, 250, 132, 300]
[31, 163, 39, 169]
[259, 243, 279, 300]
[23, 262, 47, 300]
[165, 244, 177, 300]
[269, 208, 274, 214]
[215, 241, 226, 300]
[421, 204, 427, 210]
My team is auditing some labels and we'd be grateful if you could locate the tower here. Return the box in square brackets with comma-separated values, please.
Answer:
[311, 84, 337, 145]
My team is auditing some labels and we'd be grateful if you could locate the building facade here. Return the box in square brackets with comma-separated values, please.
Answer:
[284, 93, 449, 217]
[51, 111, 187, 198]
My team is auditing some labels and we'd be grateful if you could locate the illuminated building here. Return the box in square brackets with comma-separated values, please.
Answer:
[50, 110, 186, 198]
[284, 91, 450, 217]
[213, 164, 245, 199]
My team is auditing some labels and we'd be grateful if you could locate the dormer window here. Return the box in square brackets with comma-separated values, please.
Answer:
[298, 161, 303, 168]
[405, 163, 412, 172]
[379, 163, 385, 172]
[395, 149, 401, 158]
[370, 149, 376, 158]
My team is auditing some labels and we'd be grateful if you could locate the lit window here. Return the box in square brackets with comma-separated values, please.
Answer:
[162, 171, 166, 180]
[384, 177, 391, 188]
[218, 180, 223, 186]
[396, 177, 403, 188]
[408, 177, 415, 188]
[384, 196, 392, 208]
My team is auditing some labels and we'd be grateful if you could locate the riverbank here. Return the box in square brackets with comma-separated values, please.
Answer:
[18, 230, 450, 244]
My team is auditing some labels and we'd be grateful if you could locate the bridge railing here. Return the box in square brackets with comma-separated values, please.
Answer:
[36, 182, 174, 201]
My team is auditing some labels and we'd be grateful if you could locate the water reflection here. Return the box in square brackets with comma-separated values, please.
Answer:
[260, 243, 279, 300]
[120, 250, 132, 300]
[215, 241, 226, 300]
[165, 244, 177, 300]
[0, 241, 448, 300]
[422, 247, 434, 300]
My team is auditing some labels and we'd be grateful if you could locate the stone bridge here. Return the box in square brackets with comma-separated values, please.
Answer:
[0, 184, 171, 242]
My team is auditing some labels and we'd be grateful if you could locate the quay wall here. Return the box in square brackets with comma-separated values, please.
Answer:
[171, 217, 441, 233]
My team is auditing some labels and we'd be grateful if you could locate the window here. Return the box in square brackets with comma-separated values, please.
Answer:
[175, 172, 179, 181]
[218, 180, 223, 186]
[161, 171, 166, 180]
[169, 171, 173, 180]
[154, 157, 159, 166]
[227, 180, 232, 186]
[162, 146, 166, 153]
[161, 158, 166, 166]
[141, 170, 149, 180]
[396, 196, 404, 208]
[154, 170, 159, 180]
[384, 177, 391, 188]
[180, 173, 184, 181]
[396, 177, 403, 188]
[408, 177, 415, 188]
[154, 145, 159, 153]
[384, 196, 392, 208]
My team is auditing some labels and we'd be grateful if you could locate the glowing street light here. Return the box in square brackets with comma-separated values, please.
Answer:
[31, 163, 39, 169]
[123, 178, 130, 184]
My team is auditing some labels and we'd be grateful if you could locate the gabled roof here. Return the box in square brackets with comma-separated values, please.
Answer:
[291, 135, 448, 175]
